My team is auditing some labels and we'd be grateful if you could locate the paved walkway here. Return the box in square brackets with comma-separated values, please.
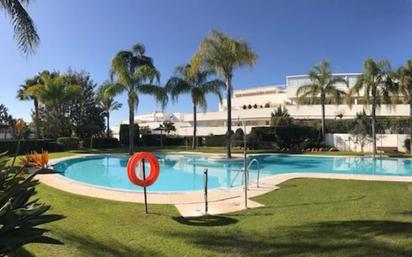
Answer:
[39, 154, 412, 217]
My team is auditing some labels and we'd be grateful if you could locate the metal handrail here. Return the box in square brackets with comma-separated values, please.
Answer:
[247, 158, 261, 188]
[230, 158, 261, 188]
[230, 168, 243, 187]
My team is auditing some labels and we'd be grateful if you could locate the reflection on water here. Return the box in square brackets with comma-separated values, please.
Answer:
[53, 154, 412, 192]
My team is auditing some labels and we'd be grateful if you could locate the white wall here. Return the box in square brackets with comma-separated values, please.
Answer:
[286, 73, 361, 99]
[325, 133, 410, 152]
[219, 85, 288, 111]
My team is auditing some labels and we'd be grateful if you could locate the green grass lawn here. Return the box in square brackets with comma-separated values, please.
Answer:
[69, 146, 286, 155]
[63, 146, 412, 158]
[20, 177, 412, 257]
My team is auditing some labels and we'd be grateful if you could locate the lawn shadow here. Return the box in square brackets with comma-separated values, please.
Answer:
[12, 247, 35, 257]
[173, 215, 238, 227]
[162, 220, 412, 256]
[55, 231, 163, 257]
[394, 210, 412, 216]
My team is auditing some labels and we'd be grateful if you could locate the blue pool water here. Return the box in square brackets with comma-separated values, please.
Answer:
[53, 154, 412, 192]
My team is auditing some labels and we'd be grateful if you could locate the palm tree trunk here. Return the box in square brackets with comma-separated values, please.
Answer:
[128, 98, 135, 156]
[226, 75, 233, 159]
[320, 94, 326, 139]
[371, 90, 377, 156]
[409, 101, 412, 154]
[106, 111, 110, 138]
[192, 103, 197, 149]
[33, 98, 41, 138]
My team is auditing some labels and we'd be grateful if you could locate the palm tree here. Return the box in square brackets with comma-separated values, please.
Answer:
[96, 81, 123, 138]
[194, 30, 257, 158]
[25, 71, 81, 138]
[397, 60, 412, 153]
[296, 61, 347, 138]
[166, 64, 225, 149]
[109, 43, 167, 155]
[347, 58, 397, 156]
[1, 0, 39, 54]
[270, 106, 293, 126]
[17, 75, 42, 138]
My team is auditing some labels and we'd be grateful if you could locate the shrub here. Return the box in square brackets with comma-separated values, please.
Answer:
[57, 137, 80, 150]
[404, 138, 410, 153]
[270, 106, 293, 126]
[233, 128, 245, 148]
[274, 125, 319, 152]
[0, 130, 64, 255]
[248, 127, 276, 149]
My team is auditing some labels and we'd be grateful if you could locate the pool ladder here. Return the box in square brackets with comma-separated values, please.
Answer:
[230, 158, 261, 188]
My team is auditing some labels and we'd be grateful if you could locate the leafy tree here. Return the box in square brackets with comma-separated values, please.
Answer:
[65, 71, 106, 141]
[160, 121, 176, 134]
[1, 0, 39, 54]
[347, 58, 397, 155]
[109, 43, 167, 155]
[396, 59, 412, 153]
[0, 104, 15, 140]
[194, 30, 257, 158]
[17, 75, 42, 138]
[350, 111, 372, 152]
[296, 61, 347, 138]
[166, 64, 224, 149]
[270, 106, 293, 126]
[96, 81, 122, 138]
[139, 125, 151, 135]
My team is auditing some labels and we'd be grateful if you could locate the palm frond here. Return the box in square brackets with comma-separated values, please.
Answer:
[105, 82, 126, 98]
[192, 87, 207, 111]
[133, 65, 160, 84]
[138, 84, 168, 109]
[165, 77, 192, 103]
[196, 29, 257, 77]
[201, 79, 225, 102]
[0, 0, 39, 54]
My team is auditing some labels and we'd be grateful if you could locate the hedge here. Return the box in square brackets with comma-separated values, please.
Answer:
[56, 137, 80, 151]
[140, 135, 186, 146]
[0, 139, 64, 155]
[247, 127, 276, 149]
[119, 124, 140, 146]
[202, 135, 227, 147]
[246, 125, 320, 151]
[274, 125, 319, 151]
[91, 137, 121, 148]
[302, 117, 412, 134]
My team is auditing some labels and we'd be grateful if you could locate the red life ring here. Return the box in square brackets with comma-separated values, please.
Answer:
[127, 152, 160, 187]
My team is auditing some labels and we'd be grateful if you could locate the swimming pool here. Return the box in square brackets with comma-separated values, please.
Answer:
[52, 154, 412, 192]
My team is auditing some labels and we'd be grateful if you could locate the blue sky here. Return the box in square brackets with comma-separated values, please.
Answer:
[1, 0, 412, 127]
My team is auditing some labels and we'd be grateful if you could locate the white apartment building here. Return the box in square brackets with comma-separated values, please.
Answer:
[114, 73, 410, 137]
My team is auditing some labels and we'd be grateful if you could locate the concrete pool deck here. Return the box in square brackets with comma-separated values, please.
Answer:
[38, 154, 412, 217]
